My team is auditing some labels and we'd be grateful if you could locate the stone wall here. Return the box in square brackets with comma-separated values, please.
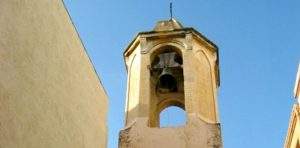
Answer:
[119, 115, 222, 148]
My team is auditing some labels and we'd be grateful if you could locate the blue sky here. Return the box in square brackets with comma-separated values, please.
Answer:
[64, 0, 300, 147]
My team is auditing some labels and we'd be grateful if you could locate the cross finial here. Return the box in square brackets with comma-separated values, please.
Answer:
[170, 2, 173, 20]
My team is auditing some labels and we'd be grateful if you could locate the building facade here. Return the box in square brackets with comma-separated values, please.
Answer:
[285, 64, 300, 148]
[0, 0, 108, 148]
[119, 19, 222, 148]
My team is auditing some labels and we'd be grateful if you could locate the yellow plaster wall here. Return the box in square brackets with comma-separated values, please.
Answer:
[192, 41, 218, 123]
[181, 39, 218, 123]
[0, 0, 108, 148]
[126, 48, 142, 125]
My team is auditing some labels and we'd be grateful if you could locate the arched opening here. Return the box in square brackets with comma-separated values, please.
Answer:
[159, 106, 186, 127]
[150, 46, 183, 94]
[148, 45, 186, 127]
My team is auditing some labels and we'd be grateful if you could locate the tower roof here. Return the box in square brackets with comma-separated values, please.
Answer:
[124, 19, 218, 56]
[153, 19, 183, 31]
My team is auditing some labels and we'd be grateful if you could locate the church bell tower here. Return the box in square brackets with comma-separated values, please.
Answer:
[119, 19, 223, 148]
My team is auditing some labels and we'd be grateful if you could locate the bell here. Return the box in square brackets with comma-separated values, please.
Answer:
[157, 67, 177, 93]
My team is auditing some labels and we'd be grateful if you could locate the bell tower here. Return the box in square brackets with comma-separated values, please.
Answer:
[119, 19, 222, 148]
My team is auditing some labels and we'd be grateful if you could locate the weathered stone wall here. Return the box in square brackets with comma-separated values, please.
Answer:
[119, 115, 222, 148]
[0, 0, 108, 148]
